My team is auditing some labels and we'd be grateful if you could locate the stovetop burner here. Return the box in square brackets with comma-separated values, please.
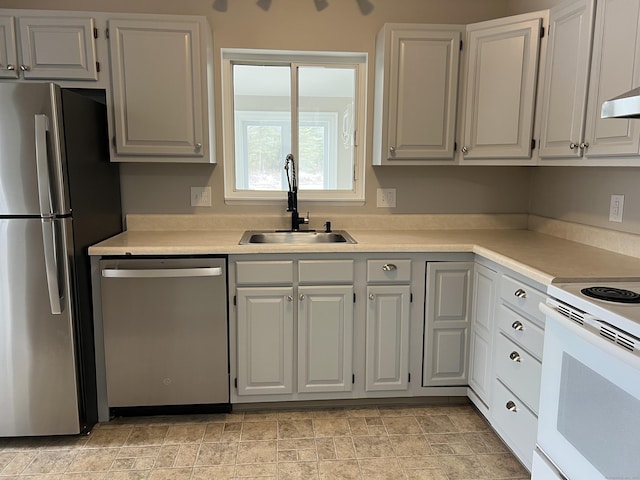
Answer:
[581, 286, 640, 304]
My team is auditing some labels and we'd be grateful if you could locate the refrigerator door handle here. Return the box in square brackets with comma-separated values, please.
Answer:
[41, 218, 63, 315]
[34, 114, 53, 217]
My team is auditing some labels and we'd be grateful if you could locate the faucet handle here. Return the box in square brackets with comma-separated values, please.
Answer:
[303, 212, 310, 224]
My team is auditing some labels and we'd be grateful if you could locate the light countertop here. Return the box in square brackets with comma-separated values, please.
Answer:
[88, 228, 640, 286]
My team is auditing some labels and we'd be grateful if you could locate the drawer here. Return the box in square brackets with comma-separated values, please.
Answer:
[497, 304, 544, 360]
[491, 378, 538, 470]
[499, 275, 546, 324]
[367, 259, 411, 283]
[494, 332, 542, 414]
[236, 261, 293, 285]
[299, 260, 354, 284]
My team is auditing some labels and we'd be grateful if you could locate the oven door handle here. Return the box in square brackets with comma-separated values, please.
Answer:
[102, 267, 223, 279]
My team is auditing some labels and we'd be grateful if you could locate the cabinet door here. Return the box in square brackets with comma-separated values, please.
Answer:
[538, 0, 595, 160]
[297, 285, 353, 393]
[583, 0, 640, 158]
[460, 15, 543, 162]
[17, 16, 98, 80]
[377, 26, 462, 163]
[236, 287, 294, 396]
[109, 19, 206, 158]
[423, 262, 472, 386]
[365, 285, 411, 391]
[468, 264, 498, 409]
[0, 16, 18, 79]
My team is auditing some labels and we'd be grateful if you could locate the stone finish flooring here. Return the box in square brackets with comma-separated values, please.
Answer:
[0, 403, 530, 479]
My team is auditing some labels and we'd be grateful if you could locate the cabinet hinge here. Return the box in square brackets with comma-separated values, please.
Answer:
[547, 25, 551, 38]
[460, 39, 463, 51]
[410, 292, 413, 303]
[105, 28, 110, 39]
[454, 141, 457, 152]
[352, 374, 355, 384]
[93, 27, 98, 39]
[96, 62, 100, 73]
[531, 139, 536, 150]
[408, 373, 411, 383]
[540, 26, 545, 38]
[234, 378, 238, 389]
[353, 293, 356, 303]
[233, 295, 237, 306]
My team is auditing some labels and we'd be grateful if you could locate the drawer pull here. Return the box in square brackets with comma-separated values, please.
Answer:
[506, 401, 518, 412]
[511, 320, 524, 331]
[509, 351, 521, 363]
[382, 263, 397, 271]
[287, 295, 293, 302]
[514, 288, 527, 298]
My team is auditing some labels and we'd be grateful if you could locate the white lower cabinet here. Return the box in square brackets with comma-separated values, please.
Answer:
[423, 262, 473, 386]
[468, 263, 498, 416]
[488, 273, 546, 471]
[365, 284, 411, 391]
[236, 286, 294, 396]
[298, 285, 353, 393]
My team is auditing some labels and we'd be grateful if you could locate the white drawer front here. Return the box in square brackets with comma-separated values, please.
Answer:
[236, 261, 294, 285]
[367, 259, 411, 283]
[298, 260, 354, 284]
[491, 379, 537, 471]
[494, 332, 542, 414]
[497, 304, 545, 360]
[500, 275, 546, 324]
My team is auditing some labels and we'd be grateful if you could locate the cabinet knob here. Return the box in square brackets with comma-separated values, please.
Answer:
[511, 320, 524, 331]
[580, 142, 589, 149]
[286, 295, 293, 302]
[19, 65, 30, 72]
[514, 288, 527, 299]
[506, 401, 518, 412]
[194, 143, 202, 152]
[382, 263, 397, 272]
[389, 146, 396, 156]
[569, 142, 579, 150]
[461, 146, 469, 154]
[509, 351, 521, 363]
[299, 294, 305, 301]
[369, 293, 375, 301]
[6, 64, 15, 71]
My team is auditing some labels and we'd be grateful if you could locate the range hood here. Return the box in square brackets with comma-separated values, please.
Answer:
[601, 87, 640, 119]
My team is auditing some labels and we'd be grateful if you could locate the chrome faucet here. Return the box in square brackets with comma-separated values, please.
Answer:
[284, 153, 309, 231]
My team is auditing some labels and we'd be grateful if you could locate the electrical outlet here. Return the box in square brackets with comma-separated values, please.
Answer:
[609, 194, 624, 222]
[191, 186, 211, 207]
[377, 188, 396, 208]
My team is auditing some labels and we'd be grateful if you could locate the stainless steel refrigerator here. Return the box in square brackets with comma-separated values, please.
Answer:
[0, 83, 122, 436]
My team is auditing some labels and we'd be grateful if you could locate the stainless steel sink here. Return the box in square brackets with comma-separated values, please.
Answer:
[239, 230, 356, 245]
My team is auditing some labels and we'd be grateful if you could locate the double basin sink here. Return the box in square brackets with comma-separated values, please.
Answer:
[239, 230, 356, 245]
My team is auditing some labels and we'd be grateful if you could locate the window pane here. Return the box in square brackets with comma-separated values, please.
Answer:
[233, 64, 291, 191]
[298, 66, 356, 191]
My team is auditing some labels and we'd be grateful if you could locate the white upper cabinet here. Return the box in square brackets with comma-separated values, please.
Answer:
[108, 18, 212, 162]
[458, 12, 547, 164]
[582, 0, 640, 161]
[0, 16, 18, 79]
[538, 0, 595, 161]
[0, 14, 98, 81]
[373, 24, 464, 165]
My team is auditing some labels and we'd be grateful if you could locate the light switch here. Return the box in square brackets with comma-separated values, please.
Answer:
[191, 186, 211, 207]
[377, 188, 396, 208]
[609, 194, 624, 222]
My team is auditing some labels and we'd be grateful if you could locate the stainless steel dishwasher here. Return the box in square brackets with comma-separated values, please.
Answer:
[100, 257, 229, 412]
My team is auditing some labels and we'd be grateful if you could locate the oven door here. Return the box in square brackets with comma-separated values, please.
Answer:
[537, 302, 640, 480]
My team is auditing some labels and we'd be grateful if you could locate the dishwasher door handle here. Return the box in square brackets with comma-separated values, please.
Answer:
[102, 267, 223, 279]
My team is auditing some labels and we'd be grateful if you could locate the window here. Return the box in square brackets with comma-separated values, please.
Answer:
[221, 50, 367, 204]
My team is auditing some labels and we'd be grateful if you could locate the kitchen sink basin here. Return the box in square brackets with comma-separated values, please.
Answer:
[239, 230, 356, 245]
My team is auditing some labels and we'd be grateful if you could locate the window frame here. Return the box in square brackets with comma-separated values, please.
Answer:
[221, 49, 367, 205]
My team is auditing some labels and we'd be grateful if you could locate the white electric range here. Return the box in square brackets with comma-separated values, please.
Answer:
[533, 280, 640, 480]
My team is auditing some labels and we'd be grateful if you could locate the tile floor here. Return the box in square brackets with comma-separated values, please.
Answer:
[0, 402, 530, 479]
